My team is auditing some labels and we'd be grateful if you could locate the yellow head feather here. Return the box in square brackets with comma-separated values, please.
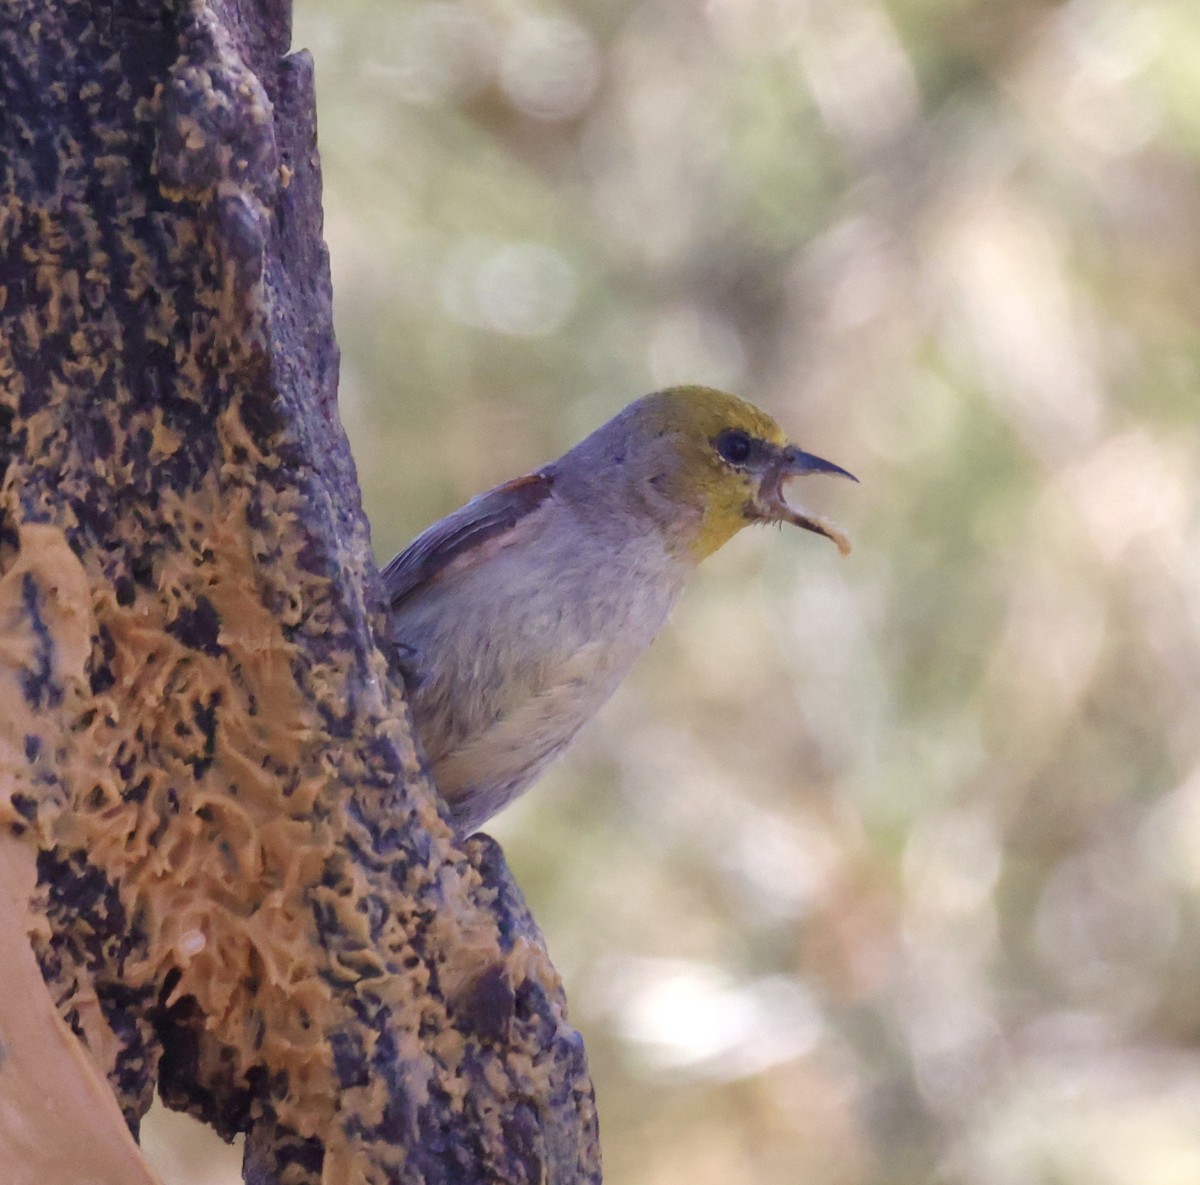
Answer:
[629, 386, 790, 559]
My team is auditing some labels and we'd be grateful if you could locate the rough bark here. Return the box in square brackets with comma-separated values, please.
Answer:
[0, 2, 600, 1182]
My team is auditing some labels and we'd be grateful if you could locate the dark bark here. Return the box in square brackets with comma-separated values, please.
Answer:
[0, 2, 600, 1181]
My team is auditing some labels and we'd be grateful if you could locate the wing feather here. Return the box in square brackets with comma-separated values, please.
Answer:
[382, 471, 556, 609]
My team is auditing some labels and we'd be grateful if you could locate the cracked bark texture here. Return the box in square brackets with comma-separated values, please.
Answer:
[0, 2, 601, 1182]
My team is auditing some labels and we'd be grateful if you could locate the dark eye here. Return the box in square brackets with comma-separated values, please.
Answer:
[715, 429, 753, 466]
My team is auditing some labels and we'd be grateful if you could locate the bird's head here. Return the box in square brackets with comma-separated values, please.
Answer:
[623, 386, 856, 560]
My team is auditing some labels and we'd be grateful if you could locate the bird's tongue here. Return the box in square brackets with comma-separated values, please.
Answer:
[780, 498, 853, 556]
[769, 474, 853, 556]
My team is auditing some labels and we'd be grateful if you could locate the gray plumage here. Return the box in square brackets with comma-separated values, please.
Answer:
[385, 407, 700, 833]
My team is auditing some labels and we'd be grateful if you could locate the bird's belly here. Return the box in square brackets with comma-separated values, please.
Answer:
[396, 538, 688, 832]
[427, 643, 618, 830]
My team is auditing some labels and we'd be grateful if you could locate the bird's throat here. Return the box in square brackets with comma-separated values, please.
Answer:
[690, 500, 752, 560]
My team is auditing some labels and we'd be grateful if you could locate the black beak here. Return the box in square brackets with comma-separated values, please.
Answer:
[781, 445, 858, 483]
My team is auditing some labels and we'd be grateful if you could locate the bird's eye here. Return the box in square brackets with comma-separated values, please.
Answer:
[715, 429, 754, 466]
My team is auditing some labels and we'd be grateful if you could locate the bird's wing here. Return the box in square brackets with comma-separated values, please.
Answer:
[382, 470, 556, 609]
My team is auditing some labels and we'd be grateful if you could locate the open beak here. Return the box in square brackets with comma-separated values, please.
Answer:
[755, 444, 857, 556]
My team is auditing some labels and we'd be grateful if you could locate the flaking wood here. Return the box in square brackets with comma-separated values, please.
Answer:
[0, 2, 600, 1181]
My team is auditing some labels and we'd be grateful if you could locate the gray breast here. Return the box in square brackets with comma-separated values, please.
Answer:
[392, 500, 693, 833]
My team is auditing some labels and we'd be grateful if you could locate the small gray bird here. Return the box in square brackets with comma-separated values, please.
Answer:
[384, 386, 855, 834]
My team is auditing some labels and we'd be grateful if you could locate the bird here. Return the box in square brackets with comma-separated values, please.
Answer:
[383, 385, 855, 835]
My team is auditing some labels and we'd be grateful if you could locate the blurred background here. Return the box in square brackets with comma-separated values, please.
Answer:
[144, 0, 1200, 1182]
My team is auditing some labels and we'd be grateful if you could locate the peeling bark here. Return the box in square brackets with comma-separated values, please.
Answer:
[0, 2, 600, 1182]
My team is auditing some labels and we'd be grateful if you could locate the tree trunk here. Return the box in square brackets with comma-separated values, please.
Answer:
[0, 2, 600, 1182]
